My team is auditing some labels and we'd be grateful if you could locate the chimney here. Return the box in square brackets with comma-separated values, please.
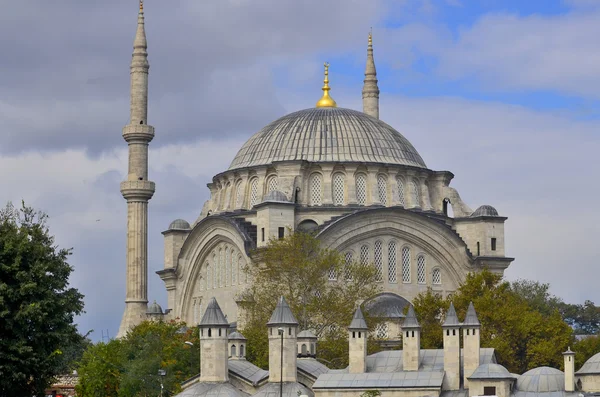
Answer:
[267, 297, 299, 382]
[348, 307, 369, 373]
[199, 297, 229, 382]
[462, 302, 481, 388]
[402, 305, 421, 371]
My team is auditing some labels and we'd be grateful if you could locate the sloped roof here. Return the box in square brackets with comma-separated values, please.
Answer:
[298, 330, 317, 339]
[442, 303, 461, 328]
[463, 302, 480, 327]
[297, 358, 330, 380]
[175, 381, 250, 397]
[228, 359, 268, 386]
[402, 305, 420, 329]
[313, 371, 444, 389]
[253, 381, 313, 397]
[348, 307, 369, 330]
[200, 297, 229, 327]
[267, 296, 299, 326]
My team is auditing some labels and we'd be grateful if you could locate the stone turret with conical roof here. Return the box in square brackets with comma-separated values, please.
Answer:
[228, 331, 247, 360]
[402, 305, 420, 371]
[348, 307, 369, 373]
[362, 31, 380, 119]
[267, 296, 299, 382]
[199, 297, 230, 382]
[463, 302, 481, 387]
[443, 303, 461, 390]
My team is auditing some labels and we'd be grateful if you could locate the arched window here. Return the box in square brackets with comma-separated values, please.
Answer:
[235, 181, 244, 208]
[432, 268, 441, 285]
[231, 345, 237, 357]
[402, 247, 411, 283]
[223, 182, 231, 209]
[388, 240, 397, 283]
[374, 240, 383, 282]
[375, 322, 389, 339]
[201, 262, 208, 291]
[231, 249, 236, 285]
[301, 344, 307, 355]
[207, 264, 212, 290]
[360, 245, 369, 266]
[332, 173, 345, 205]
[310, 343, 315, 355]
[240, 345, 245, 357]
[355, 174, 367, 205]
[212, 253, 217, 288]
[377, 175, 387, 205]
[396, 177, 405, 206]
[344, 252, 353, 280]
[309, 173, 322, 206]
[417, 255, 426, 284]
[249, 178, 259, 207]
[267, 175, 278, 193]
[225, 248, 230, 287]
[412, 180, 421, 207]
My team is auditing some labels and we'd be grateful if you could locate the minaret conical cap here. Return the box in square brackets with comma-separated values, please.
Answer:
[463, 302, 481, 327]
[133, 0, 147, 50]
[316, 62, 337, 108]
[200, 297, 229, 326]
[402, 305, 420, 329]
[348, 307, 369, 330]
[267, 296, 299, 326]
[442, 302, 461, 328]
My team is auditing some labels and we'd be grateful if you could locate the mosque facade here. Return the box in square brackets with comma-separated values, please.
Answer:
[117, 2, 514, 338]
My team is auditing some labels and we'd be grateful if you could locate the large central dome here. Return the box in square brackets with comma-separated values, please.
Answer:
[228, 107, 427, 170]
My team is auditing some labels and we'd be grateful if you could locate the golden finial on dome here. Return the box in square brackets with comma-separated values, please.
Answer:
[316, 62, 337, 108]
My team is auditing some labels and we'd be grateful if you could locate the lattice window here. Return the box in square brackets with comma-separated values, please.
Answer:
[417, 255, 426, 284]
[219, 249, 224, 287]
[231, 249, 236, 285]
[212, 254, 217, 288]
[402, 247, 411, 283]
[375, 322, 389, 339]
[412, 180, 420, 207]
[328, 265, 337, 281]
[360, 245, 369, 266]
[225, 248, 230, 287]
[355, 174, 367, 205]
[332, 173, 345, 205]
[267, 176, 278, 193]
[250, 178, 259, 207]
[223, 183, 231, 209]
[374, 240, 383, 282]
[377, 175, 387, 205]
[344, 252, 353, 280]
[235, 181, 243, 208]
[310, 174, 322, 205]
[432, 268, 441, 285]
[315, 289, 322, 298]
[201, 263, 207, 291]
[388, 240, 397, 283]
[396, 177, 405, 206]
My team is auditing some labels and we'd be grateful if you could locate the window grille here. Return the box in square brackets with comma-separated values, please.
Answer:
[360, 245, 369, 266]
[355, 174, 367, 205]
[235, 181, 243, 208]
[328, 265, 337, 281]
[250, 178, 259, 207]
[310, 174, 322, 205]
[344, 252, 353, 280]
[417, 255, 426, 284]
[388, 240, 397, 283]
[267, 176, 278, 193]
[374, 240, 383, 281]
[232, 252, 237, 285]
[412, 180, 420, 207]
[402, 247, 411, 283]
[225, 248, 230, 287]
[219, 249, 224, 288]
[213, 254, 217, 288]
[375, 322, 389, 339]
[333, 173, 345, 205]
[432, 268, 441, 285]
[396, 177, 405, 206]
[377, 175, 387, 205]
[207, 263, 212, 290]
[201, 263, 207, 291]
[314, 289, 322, 298]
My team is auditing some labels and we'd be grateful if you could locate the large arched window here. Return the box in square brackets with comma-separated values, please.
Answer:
[309, 173, 323, 206]
[344, 252, 353, 280]
[332, 173, 345, 205]
[432, 268, 441, 285]
[249, 178, 259, 207]
[412, 180, 421, 207]
[212, 253, 217, 289]
[355, 174, 367, 205]
[225, 248, 230, 287]
[417, 255, 426, 284]
[230, 249, 236, 285]
[267, 175, 278, 193]
[377, 175, 388, 205]
[374, 240, 383, 282]
[360, 245, 369, 266]
[388, 240, 397, 283]
[235, 181, 244, 208]
[207, 263, 212, 290]
[396, 177, 405, 206]
[402, 246, 411, 283]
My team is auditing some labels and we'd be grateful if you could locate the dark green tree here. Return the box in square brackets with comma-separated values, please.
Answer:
[0, 202, 85, 396]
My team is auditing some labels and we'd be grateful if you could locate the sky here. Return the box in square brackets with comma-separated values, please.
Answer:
[1, 0, 599, 341]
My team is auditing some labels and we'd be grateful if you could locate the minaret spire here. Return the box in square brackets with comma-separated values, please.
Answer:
[117, 0, 156, 338]
[362, 29, 380, 119]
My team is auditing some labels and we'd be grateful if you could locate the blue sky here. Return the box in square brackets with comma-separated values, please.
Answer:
[0, 0, 599, 340]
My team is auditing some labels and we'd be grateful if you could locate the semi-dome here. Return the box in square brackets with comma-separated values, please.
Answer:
[516, 367, 564, 392]
[298, 330, 317, 339]
[471, 205, 499, 217]
[577, 352, 600, 375]
[363, 293, 411, 319]
[228, 331, 247, 341]
[229, 107, 427, 171]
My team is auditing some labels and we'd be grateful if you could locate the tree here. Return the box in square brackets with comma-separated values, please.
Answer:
[240, 231, 382, 369]
[573, 335, 600, 369]
[0, 202, 85, 396]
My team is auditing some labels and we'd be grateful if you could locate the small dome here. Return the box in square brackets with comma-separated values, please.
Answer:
[262, 190, 290, 203]
[469, 363, 513, 380]
[298, 330, 317, 339]
[471, 205, 499, 217]
[516, 367, 564, 392]
[577, 352, 600, 375]
[147, 300, 163, 315]
[169, 218, 191, 230]
[228, 331, 247, 341]
[363, 293, 411, 319]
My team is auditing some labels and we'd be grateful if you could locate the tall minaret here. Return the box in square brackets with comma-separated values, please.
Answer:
[117, 0, 156, 338]
[362, 30, 380, 119]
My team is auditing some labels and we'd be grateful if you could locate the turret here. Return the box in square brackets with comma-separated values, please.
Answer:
[348, 307, 369, 374]
[563, 347, 575, 392]
[297, 330, 317, 358]
[255, 191, 295, 248]
[462, 302, 481, 387]
[199, 297, 229, 382]
[362, 31, 380, 119]
[442, 303, 461, 390]
[267, 297, 299, 382]
[402, 305, 421, 371]
[228, 331, 247, 360]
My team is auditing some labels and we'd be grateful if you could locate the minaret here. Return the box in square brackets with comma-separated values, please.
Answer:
[362, 30, 380, 119]
[402, 305, 421, 371]
[117, 0, 156, 338]
[199, 298, 230, 382]
[442, 303, 461, 390]
[462, 302, 481, 388]
[267, 296, 299, 383]
[348, 307, 369, 374]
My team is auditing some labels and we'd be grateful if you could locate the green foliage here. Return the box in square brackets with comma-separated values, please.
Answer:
[413, 270, 574, 373]
[0, 202, 85, 396]
[360, 390, 381, 397]
[573, 335, 600, 369]
[76, 320, 200, 396]
[240, 231, 382, 369]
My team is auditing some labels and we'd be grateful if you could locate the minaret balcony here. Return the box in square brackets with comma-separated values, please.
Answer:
[120, 180, 155, 201]
[123, 124, 155, 143]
